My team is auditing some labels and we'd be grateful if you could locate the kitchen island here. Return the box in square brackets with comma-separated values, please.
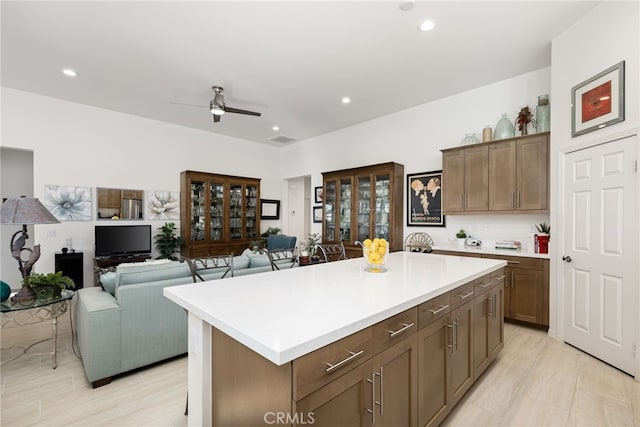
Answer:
[164, 251, 506, 426]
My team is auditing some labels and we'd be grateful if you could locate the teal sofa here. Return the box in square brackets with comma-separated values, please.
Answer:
[75, 249, 285, 387]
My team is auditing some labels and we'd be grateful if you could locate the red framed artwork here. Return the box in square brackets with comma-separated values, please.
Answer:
[571, 61, 625, 137]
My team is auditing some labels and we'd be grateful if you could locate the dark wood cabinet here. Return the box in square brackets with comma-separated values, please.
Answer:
[447, 300, 474, 407]
[442, 145, 489, 213]
[55, 251, 83, 289]
[443, 132, 549, 215]
[418, 315, 451, 427]
[472, 271, 505, 380]
[322, 162, 404, 258]
[489, 133, 549, 212]
[180, 171, 260, 257]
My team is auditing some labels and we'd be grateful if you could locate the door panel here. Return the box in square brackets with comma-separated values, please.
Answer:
[563, 135, 637, 375]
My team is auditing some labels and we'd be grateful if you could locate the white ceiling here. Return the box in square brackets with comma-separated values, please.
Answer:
[1, 1, 599, 146]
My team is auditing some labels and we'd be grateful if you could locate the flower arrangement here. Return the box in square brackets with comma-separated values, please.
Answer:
[516, 106, 535, 135]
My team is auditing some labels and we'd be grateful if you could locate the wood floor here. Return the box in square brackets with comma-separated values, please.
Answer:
[1, 309, 638, 426]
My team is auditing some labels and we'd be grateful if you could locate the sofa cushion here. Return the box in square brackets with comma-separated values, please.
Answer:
[248, 252, 271, 268]
[100, 272, 117, 295]
[233, 250, 252, 270]
[267, 234, 297, 250]
[116, 260, 190, 286]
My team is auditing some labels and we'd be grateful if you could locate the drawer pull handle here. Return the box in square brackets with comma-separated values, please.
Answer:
[494, 275, 506, 281]
[456, 291, 474, 300]
[428, 304, 449, 315]
[478, 282, 492, 288]
[325, 350, 365, 374]
[386, 322, 415, 338]
[508, 261, 521, 265]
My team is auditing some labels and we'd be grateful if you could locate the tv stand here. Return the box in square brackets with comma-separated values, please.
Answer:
[93, 254, 152, 286]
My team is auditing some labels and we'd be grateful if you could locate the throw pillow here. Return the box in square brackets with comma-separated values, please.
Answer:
[100, 272, 117, 295]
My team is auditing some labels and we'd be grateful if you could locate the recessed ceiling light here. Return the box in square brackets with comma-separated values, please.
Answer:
[272, 126, 280, 131]
[342, 97, 351, 104]
[399, 0, 414, 11]
[419, 20, 435, 32]
[62, 68, 78, 77]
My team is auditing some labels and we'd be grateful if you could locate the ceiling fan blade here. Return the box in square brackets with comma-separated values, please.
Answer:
[224, 106, 261, 117]
[170, 101, 208, 108]
[213, 114, 221, 123]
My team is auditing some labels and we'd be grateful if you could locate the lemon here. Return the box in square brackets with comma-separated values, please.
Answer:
[363, 238, 372, 248]
[377, 246, 387, 255]
[379, 238, 388, 247]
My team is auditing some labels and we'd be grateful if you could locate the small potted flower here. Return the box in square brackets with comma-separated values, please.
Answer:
[516, 106, 535, 136]
[456, 229, 467, 248]
[535, 223, 550, 254]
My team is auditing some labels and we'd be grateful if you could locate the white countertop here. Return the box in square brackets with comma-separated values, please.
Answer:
[432, 245, 550, 259]
[164, 252, 506, 365]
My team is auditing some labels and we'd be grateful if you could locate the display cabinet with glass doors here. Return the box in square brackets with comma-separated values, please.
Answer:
[322, 162, 404, 258]
[180, 171, 260, 257]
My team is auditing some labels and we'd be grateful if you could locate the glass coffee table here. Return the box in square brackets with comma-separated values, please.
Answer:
[1, 289, 74, 369]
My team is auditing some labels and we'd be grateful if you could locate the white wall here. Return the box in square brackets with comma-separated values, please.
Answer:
[0, 148, 34, 288]
[550, 2, 639, 355]
[278, 68, 552, 247]
[1, 88, 282, 287]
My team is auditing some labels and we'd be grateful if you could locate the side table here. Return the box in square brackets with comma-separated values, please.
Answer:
[1, 289, 74, 369]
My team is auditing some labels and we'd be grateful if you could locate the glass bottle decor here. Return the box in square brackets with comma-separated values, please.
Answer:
[460, 133, 480, 146]
[494, 113, 515, 140]
[536, 94, 550, 132]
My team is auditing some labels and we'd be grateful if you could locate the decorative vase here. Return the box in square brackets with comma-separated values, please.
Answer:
[457, 238, 466, 248]
[482, 125, 492, 142]
[32, 285, 62, 301]
[535, 234, 550, 254]
[460, 133, 480, 146]
[11, 284, 36, 305]
[536, 94, 550, 132]
[494, 113, 515, 140]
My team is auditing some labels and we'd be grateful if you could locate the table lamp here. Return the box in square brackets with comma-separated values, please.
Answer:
[1, 197, 60, 303]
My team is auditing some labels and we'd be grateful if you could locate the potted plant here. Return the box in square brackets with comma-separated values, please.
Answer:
[535, 222, 550, 254]
[155, 222, 183, 260]
[23, 271, 75, 300]
[456, 229, 467, 248]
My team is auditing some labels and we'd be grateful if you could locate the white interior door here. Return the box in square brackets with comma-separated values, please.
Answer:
[562, 135, 637, 375]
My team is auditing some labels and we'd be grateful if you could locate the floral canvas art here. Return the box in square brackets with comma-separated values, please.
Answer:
[147, 190, 180, 220]
[44, 185, 92, 221]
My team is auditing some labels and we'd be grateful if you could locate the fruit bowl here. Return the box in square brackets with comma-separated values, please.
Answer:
[359, 238, 389, 273]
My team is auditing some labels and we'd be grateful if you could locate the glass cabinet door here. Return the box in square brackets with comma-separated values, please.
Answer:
[339, 178, 352, 243]
[209, 181, 224, 242]
[323, 180, 337, 242]
[244, 184, 258, 239]
[190, 180, 206, 242]
[229, 184, 243, 240]
[374, 174, 391, 240]
[356, 175, 372, 242]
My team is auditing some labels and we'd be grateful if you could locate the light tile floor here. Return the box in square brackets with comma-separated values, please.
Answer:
[1, 310, 638, 426]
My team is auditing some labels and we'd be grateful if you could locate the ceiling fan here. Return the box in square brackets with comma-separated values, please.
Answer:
[209, 86, 261, 123]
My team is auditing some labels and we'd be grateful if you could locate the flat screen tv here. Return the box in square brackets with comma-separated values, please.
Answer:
[95, 224, 152, 258]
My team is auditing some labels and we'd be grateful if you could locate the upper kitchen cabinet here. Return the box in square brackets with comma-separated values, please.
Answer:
[442, 145, 489, 213]
[489, 133, 549, 212]
[442, 133, 549, 215]
[322, 162, 404, 258]
[180, 170, 260, 258]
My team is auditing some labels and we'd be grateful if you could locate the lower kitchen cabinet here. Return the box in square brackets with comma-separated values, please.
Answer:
[295, 360, 374, 427]
[473, 271, 505, 379]
[448, 300, 474, 407]
[418, 315, 450, 427]
[370, 334, 418, 426]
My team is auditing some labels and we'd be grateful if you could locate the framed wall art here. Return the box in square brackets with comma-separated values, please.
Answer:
[260, 199, 280, 220]
[571, 61, 625, 137]
[147, 190, 179, 220]
[43, 185, 92, 221]
[314, 186, 323, 204]
[406, 171, 445, 227]
[313, 206, 322, 223]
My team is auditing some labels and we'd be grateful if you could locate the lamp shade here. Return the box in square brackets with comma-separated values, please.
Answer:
[1, 198, 60, 225]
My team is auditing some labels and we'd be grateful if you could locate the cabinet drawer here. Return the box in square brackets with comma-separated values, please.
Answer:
[418, 292, 451, 329]
[372, 307, 417, 355]
[482, 254, 543, 270]
[293, 327, 372, 400]
[451, 281, 475, 310]
[474, 273, 493, 295]
[491, 268, 506, 285]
